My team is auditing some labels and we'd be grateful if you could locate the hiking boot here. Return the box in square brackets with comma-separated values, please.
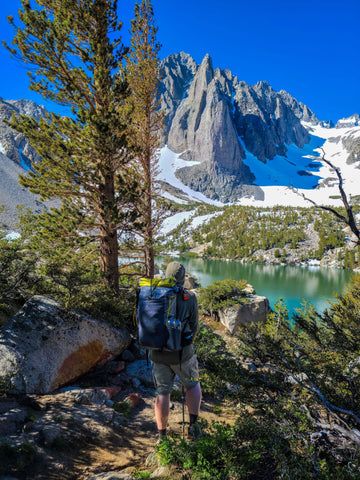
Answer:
[187, 422, 203, 440]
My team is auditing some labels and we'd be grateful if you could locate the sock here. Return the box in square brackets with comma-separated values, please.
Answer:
[189, 414, 198, 425]
[158, 428, 167, 438]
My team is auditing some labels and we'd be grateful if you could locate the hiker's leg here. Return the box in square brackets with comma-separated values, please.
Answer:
[173, 355, 202, 418]
[151, 361, 174, 436]
[186, 382, 201, 416]
[155, 393, 170, 430]
[186, 383, 203, 439]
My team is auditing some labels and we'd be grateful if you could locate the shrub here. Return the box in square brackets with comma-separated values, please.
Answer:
[160, 278, 360, 479]
[0, 441, 36, 475]
[198, 278, 248, 319]
[157, 408, 360, 480]
[0, 207, 138, 330]
[113, 400, 132, 418]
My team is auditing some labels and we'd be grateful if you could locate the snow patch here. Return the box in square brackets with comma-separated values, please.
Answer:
[240, 134, 323, 190]
[158, 123, 360, 209]
[345, 129, 360, 140]
[161, 191, 189, 204]
[187, 212, 222, 230]
[159, 210, 223, 240]
[157, 146, 224, 206]
[4, 231, 21, 241]
[159, 209, 197, 236]
[236, 123, 360, 207]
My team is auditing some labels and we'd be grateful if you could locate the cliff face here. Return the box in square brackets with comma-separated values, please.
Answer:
[0, 98, 57, 228]
[158, 52, 313, 201]
[158, 52, 198, 141]
[0, 97, 46, 169]
[234, 80, 311, 163]
[167, 55, 246, 173]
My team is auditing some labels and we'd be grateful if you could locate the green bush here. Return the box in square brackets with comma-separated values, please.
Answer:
[0, 441, 36, 475]
[193, 323, 245, 396]
[157, 408, 360, 480]
[159, 278, 360, 479]
[133, 470, 152, 479]
[113, 400, 132, 418]
[0, 219, 39, 324]
[198, 278, 248, 319]
[0, 207, 138, 330]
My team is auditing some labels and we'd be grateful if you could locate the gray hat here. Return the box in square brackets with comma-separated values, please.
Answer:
[165, 261, 185, 286]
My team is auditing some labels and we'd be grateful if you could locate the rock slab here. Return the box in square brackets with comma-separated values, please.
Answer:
[218, 295, 271, 335]
[0, 296, 130, 394]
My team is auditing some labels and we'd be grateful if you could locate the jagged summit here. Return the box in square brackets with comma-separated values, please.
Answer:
[162, 53, 253, 200]
[159, 52, 314, 200]
[2, 53, 360, 209]
[335, 113, 360, 128]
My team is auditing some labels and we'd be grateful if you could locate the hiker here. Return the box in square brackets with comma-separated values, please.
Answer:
[149, 261, 202, 440]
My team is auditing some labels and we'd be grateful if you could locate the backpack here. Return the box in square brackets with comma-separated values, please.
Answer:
[137, 277, 190, 352]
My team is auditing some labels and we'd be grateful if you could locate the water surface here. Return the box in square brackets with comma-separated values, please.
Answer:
[167, 257, 353, 316]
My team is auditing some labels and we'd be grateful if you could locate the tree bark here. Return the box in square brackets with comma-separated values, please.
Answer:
[99, 172, 119, 293]
[144, 147, 155, 278]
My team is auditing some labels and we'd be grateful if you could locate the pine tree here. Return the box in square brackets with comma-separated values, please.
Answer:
[125, 0, 164, 278]
[4, 0, 137, 293]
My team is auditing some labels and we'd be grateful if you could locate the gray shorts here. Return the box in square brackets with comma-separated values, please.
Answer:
[151, 354, 200, 395]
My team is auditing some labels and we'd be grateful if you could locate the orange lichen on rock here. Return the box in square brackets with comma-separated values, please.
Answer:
[51, 340, 111, 390]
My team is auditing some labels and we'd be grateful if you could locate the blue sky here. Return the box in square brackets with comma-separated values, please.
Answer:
[0, 0, 359, 122]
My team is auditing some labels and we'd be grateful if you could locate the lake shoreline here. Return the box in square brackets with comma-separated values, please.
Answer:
[164, 255, 353, 316]
[174, 250, 359, 272]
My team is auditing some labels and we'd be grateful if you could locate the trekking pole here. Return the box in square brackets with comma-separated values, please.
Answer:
[181, 384, 185, 439]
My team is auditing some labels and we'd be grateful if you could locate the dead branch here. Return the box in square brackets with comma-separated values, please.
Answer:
[290, 148, 360, 245]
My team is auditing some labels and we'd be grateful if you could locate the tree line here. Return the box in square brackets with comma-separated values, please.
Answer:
[163, 204, 360, 269]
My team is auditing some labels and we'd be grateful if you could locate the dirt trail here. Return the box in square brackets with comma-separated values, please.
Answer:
[1, 382, 235, 480]
[74, 394, 235, 479]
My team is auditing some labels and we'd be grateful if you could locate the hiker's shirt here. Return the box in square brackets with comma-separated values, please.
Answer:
[149, 289, 198, 365]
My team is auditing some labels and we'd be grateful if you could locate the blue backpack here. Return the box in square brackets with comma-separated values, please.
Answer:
[137, 277, 187, 352]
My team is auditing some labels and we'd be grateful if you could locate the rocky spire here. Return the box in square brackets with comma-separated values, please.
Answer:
[167, 55, 247, 166]
[158, 52, 197, 142]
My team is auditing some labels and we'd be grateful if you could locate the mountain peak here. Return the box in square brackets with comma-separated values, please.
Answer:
[161, 52, 197, 71]
[158, 51, 318, 199]
[254, 80, 272, 90]
[197, 54, 214, 86]
[335, 113, 360, 128]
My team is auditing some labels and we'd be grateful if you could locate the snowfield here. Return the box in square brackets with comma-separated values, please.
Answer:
[159, 209, 198, 236]
[157, 146, 224, 207]
[159, 209, 223, 236]
[157, 123, 360, 210]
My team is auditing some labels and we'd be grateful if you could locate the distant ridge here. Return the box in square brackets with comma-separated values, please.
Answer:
[1, 53, 360, 217]
[158, 52, 323, 200]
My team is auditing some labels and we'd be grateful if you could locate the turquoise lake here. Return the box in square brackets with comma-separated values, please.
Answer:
[165, 256, 354, 316]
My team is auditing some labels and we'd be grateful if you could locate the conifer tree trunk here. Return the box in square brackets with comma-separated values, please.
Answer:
[127, 0, 164, 279]
[92, 0, 120, 291]
[144, 149, 155, 278]
[4, 0, 134, 294]
[99, 171, 119, 293]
